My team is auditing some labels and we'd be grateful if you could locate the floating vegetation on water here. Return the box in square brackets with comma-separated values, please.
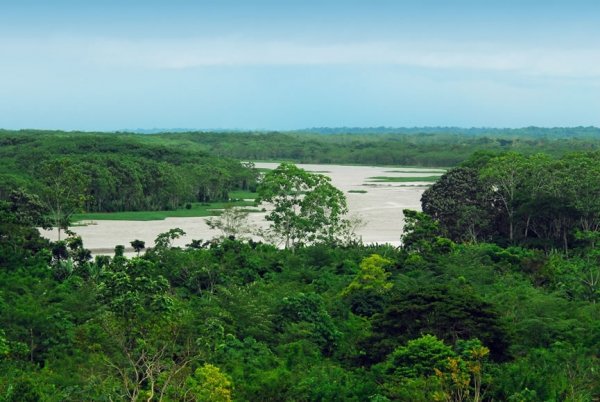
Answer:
[367, 176, 440, 183]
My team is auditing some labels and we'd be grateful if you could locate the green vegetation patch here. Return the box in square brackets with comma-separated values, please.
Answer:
[73, 200, 258, 221]
[229, 190, 259, 200]
[348, 189, 368, 194]
[384, 170, 446, 174]
[4, 149, 600, 401]
[367, 176, 441, 183]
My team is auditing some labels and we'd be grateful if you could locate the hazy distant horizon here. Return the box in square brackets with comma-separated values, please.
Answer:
[4, 125, 600, 134]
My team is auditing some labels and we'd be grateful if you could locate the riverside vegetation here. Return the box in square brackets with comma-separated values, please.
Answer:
[0, 129, 599, 401]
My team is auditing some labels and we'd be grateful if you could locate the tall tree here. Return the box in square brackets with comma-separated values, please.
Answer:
[0, 189, 50, 267]
[205, 207, 257, 240]
[257, 163, 350, 249]
[421, 167, 495, 243]
[37, 159, 88, 240]
[97, 258, 198, 400]
[480, 152, 526, 243]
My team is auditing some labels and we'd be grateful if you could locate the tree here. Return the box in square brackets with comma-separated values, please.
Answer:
[184, 364, 233, 402]
[114, 244, 125, 258]
[0, 189, 50, 267]
[386, 334, 455, 378]
[401, 209, 454, 256]
[480, 153, 526, 243]
[341, 254, 393, 316]
[130, 239, 145, 256]
[378, 335, 492, 402]
[154, 228, 186, 250]
[278, 292, 340, 355]
[257, 163, 350, 249]
[433, 339, 490, 402]
[37, 158, 88, 241]
[365, 285, 509, 363]
[562, 153, 600, 232]
[205, 207, 257, 240]
[97, 258, 198, 401]
[194, 165, 232, 202]
[421, 167, 495, 243]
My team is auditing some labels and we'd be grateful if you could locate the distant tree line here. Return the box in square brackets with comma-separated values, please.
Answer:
[159, 127, 600, 167]
[0, 132, 258, 213]
[3, 128, 600, 173]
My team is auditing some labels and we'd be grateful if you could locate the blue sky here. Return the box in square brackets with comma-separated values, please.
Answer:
[1, 0, 599, 130]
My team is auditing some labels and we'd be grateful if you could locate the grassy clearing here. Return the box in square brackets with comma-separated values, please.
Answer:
[229, 190, 259, 200]
[73, 200, 258, 221]
[367, 176, 440, 183]
[348, 189, 368, 194]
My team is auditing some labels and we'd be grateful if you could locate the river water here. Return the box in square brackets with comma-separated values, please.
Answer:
[39, 163, 440, 253]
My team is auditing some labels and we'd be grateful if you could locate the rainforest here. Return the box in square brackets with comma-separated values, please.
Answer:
[1, 129, 599, 401]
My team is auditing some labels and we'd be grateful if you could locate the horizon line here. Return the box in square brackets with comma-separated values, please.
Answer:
[3, 125, 600, 134]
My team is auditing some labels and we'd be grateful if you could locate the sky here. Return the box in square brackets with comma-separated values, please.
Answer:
[1, 0, 599, 131]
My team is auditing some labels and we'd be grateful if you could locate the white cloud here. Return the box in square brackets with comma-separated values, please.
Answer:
[2, 35, 600, 78]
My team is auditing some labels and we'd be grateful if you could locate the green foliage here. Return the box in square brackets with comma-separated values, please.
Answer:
[367, 175, 441, 182]
[114, 244, 125, 257]
[401, 209, 455, 256]
[493, 343, 600, 401]
[1, 233, 598, 400]
[185, 364, 233, 402]
[278, 292, 340, 354]
[422, 167, 495, 242]
[342, 254, 393, 296]
[375, 335, 491, 402]
[130, 239, 145, 255]
[98, 258, 173, 317]
[341, 254, 393, 316]
[0, 189, 50, 268]
[0, 330, 9, 358]
[386, 334, 454, 378]
[94, 257, 199, 400]
[365, 285, 509, 363]
[37, 158, 89, 240]
[90, 126, 600, 167]
[258, 163, 351, 248]
[430, 151, 600, 251]
[289, 364, 376, 401]
[73, 199, 257, 221]
[2, 143, 600, 399]
[3, 376, 43, 402]
[0, 131, 258, 217]
[154, 227, 186, 249]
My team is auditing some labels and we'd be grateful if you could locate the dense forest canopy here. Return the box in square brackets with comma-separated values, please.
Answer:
[4, 127, 600, 170]
[423, 151, 600, 251]
[1, 130, 599, 400]
[0, 131, 258, 215]
[153, 127, 600, 166]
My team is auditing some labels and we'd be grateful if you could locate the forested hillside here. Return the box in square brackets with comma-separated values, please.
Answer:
[1, 145, 598, 400]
